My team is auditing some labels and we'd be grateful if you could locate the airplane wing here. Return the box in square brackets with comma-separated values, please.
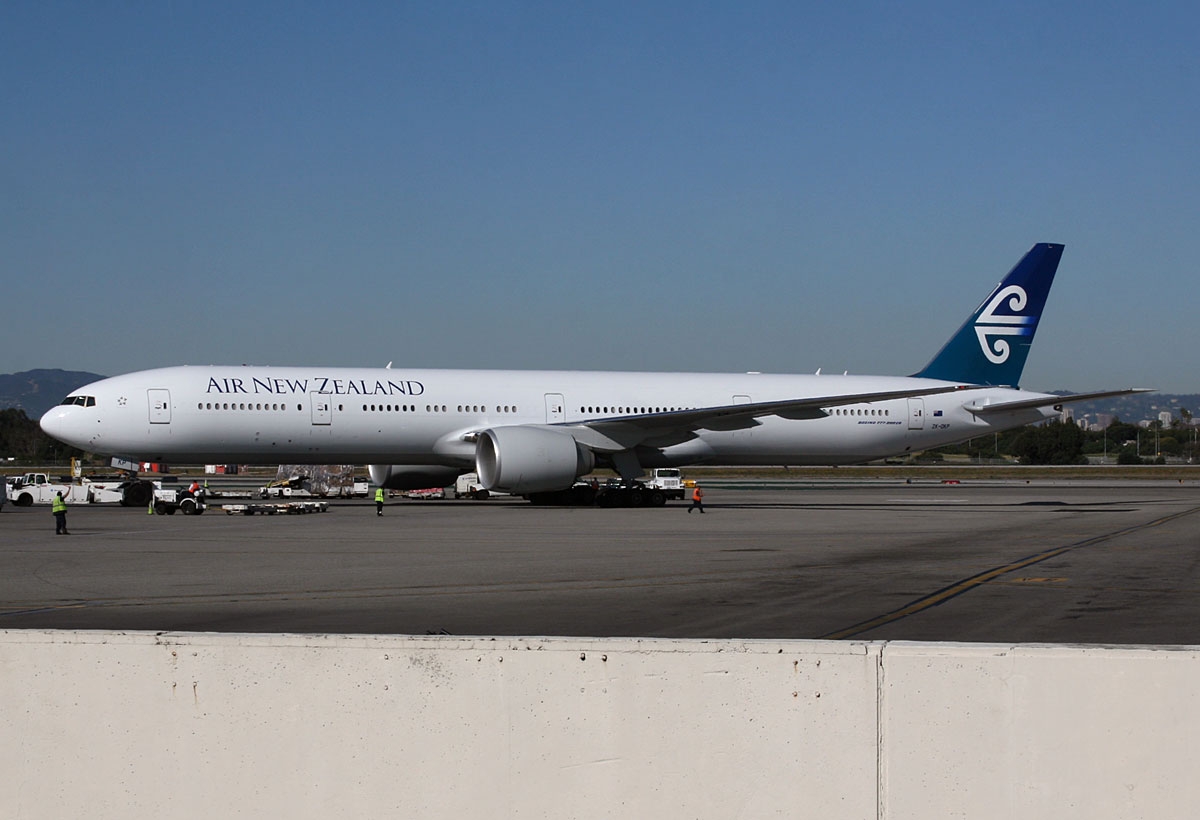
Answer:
[561, 383, 969, 452]
[961, 388, 1154, 416]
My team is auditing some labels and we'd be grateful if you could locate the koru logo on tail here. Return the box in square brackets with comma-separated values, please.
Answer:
[974, 285, 1035, 364]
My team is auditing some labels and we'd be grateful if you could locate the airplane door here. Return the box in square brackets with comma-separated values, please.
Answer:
[908, 398, 925, 430]
[545, 394, 565, 423]
[310, 393, 332, 426]
[148, 389, 171, 424]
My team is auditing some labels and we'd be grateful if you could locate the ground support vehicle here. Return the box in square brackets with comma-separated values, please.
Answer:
[454, 472, 493, 500]
[525, 471, 683, 507]
[526, 478, 668, 507]
[643, 468, 687, 501]
[222, 502, 329, 515]
[322, 478, 370, 498]
[152, 487, 207, 515]
[85, 479, 155, 506]
[594, 478, 669, 508]
[6, 473, 75, 506]
[6, 473, 154, 507]
[405, 487, 445, 500]
[258, 476, 312, 499]
[525, 482, 599, 506]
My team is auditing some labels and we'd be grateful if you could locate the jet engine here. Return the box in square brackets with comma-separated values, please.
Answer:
[368, 464, 462, 491]
[476, 426, 595, 494]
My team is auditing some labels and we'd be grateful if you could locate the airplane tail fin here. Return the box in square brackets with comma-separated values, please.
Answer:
[913, 243, 1064, 387]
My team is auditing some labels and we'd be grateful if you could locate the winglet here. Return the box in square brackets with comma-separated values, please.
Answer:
[913, 243, 1064, 387]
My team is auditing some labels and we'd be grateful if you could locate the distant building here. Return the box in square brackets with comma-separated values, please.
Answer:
[1076, 412, 1114, 432]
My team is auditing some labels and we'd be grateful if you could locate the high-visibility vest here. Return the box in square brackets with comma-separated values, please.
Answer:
[692, 487, 703, 501]
[375, 489, 385, 503]
[52, 494, 68, 514]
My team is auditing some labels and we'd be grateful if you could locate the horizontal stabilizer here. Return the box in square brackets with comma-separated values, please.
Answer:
[963, 388, 1154, 416]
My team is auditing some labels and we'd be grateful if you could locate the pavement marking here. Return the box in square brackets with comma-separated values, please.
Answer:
[821, 505, 1200, 640]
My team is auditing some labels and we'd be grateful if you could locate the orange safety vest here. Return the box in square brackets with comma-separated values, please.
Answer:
[692, 487, 703, 501]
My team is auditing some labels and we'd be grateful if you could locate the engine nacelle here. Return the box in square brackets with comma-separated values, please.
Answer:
[476, 426, 595, 494]
[368, 464, 462, 491]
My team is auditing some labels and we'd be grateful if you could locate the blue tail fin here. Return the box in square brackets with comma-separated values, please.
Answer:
[913, 243, 1064, 387]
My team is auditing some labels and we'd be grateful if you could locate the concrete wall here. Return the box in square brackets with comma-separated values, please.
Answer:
[1, 631, 1197, 819]
[881, 642, 1200, 818]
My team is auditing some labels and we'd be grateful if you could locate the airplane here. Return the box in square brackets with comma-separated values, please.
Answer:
[41, 243, 1147, 501]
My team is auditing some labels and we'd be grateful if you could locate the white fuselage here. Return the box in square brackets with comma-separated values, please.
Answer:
[40, 365, 1055, 468]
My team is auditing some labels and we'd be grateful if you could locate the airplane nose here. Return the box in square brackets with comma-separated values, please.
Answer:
[40, 406, 82, 447]
[40, 407, 65, 438]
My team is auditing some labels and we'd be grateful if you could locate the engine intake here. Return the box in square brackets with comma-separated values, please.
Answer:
[476, 426, 594, 494]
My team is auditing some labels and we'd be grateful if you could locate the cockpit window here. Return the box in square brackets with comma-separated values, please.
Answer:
[60, 396, 96, 407]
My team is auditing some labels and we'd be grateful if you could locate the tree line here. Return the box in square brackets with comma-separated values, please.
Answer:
[935, 417, 1198, 465]
[0, 409, 85, 464]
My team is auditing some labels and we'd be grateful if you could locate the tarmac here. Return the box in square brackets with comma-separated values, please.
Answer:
[3, 479, 1200, 644]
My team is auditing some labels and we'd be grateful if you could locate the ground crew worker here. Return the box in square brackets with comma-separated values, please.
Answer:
[52, 490, 70, 534]
[375, 487, 385, 516]
[688, 483, 705, 514]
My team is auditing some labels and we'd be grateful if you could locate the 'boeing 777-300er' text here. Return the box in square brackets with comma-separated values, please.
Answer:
[41, 243, 1146, 501]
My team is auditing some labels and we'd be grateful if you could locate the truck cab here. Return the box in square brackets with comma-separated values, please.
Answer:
[10, 473, 51, 489]
[643, 468, 685, 500]
[6, 473, 72, 506]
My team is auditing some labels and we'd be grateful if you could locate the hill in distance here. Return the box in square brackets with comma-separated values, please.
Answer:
[0, 369, 106, 419]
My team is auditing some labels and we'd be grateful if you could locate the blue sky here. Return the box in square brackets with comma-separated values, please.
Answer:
[2, 2, 1197, 392]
